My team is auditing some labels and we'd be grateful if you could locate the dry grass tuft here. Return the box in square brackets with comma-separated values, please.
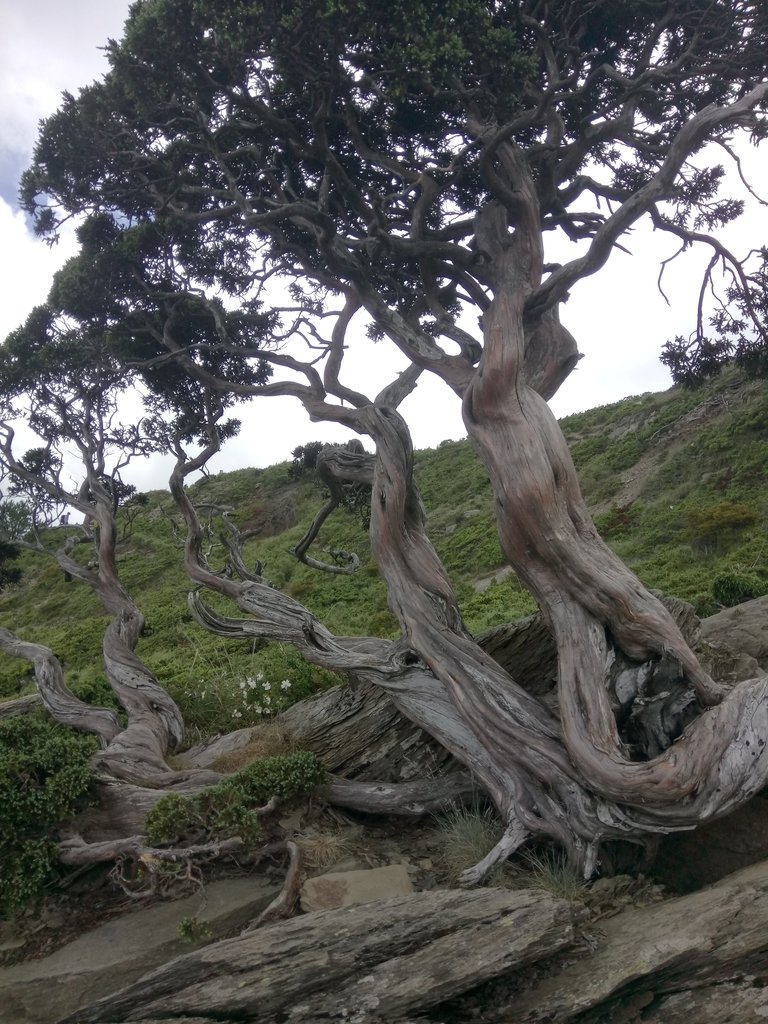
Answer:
[298, 828, 356, 870]
[208, 722, 298, 773]
[433, 805, 505, 885]
[518, 849, 587, 902]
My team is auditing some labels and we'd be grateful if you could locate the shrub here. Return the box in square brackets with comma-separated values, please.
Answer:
[711, 569, 767, 608]
[593, 502, 640, 539]
[685, 501, 757, 552]
[144, 751, 325, 847]
[0, 716, 97, 914]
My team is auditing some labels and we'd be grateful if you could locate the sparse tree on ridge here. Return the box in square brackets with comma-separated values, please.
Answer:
[12, 0, 768, 878]
[0, 324, 187, 775]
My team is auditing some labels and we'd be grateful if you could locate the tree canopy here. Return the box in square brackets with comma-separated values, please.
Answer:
[19, 0, 768, 396]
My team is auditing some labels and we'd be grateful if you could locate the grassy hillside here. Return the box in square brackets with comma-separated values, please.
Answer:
[1, 367, 766, 738]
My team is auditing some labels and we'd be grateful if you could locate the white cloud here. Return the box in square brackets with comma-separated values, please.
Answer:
[0, 199, 80, 341]
[0, 1, 130, 137]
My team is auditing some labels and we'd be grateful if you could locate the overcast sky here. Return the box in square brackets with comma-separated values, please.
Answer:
[2, 1, 766, 491]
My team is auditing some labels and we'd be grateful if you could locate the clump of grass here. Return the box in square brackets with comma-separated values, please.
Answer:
[433, 805, 504, 885]
[207, 722, 297, 773]
[519, 849, 587, 902]
[298, 827, 355, 869]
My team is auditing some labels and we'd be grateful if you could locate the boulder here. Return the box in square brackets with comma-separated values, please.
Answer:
[507, 860, 768, 1023]
[701, 595, 768, 669]
[58, 888, 575, 1024]
[299, 863, 413, 912]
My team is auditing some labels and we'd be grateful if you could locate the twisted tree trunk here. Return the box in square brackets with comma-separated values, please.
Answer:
[47, 489, 184, 781]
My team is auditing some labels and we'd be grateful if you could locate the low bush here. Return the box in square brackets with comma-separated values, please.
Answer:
[685, 501, 757, 553]
[144, 751, 325, 847]
[711, 569, 767, 608]
[0, 716, 97, 915]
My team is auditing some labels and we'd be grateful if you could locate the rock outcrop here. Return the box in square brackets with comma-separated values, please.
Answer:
[53, 860, 768, 1024]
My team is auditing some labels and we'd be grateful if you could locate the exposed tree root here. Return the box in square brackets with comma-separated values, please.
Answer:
[327, 774, 478, 817]
[458, 819, 530, 887]
[244, 840, 303, 930]
[58, 835, 244, 867]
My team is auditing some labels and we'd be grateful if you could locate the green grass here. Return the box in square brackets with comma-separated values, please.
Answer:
[1, 367, 767, 730]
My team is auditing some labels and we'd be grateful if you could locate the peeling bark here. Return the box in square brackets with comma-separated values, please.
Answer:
[0, 628, 120, 742]
[464, 203, 768, 821]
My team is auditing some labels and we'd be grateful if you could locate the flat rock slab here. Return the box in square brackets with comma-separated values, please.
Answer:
[300, 863, 413, 911]
[60, 887, 575, 1024]
[509, 860, 768, 1023]
[701, 595, 768, 669]
[0, 876, 276, 1024]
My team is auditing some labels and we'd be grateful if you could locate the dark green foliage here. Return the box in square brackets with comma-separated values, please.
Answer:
[711, 569, 767, 607]
[0, 539, 22, 591]
[288, 442, 326, 479]
[685, 501, 757, 553]
[144, 751, 325, 846]
[0, 716, 97, 914]
[20, 0, 768, 397]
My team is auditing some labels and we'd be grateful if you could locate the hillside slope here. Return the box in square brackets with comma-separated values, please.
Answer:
[1, 368, 766, 736]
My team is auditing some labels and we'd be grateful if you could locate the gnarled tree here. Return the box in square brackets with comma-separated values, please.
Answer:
[0, 324, 187, 779]
[16, 0, 768, 875]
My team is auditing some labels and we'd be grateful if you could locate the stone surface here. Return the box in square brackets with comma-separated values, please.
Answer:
[701, 595, 768, 669]
[61, 887, 575, 1024]
[0, 876, 276, 1024]
[299, 863, 414, 912]
[654, 791, 768, 891]
[509, 860, 768, 1023]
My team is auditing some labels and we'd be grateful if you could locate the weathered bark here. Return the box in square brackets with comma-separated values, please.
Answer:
[0, 691, 42, 718]
[61, 773, 222, 843]
[326, 773, 477, 817]
[279, 679, 457, 781]
[289, 441, 372, 574]
[243, 840, 302, 929]
[0, 628, 120, 742]
[58, 887, 576, 1024]
[462, 201, 768, 822]
[58, 835, 244, 867]
[173, 369, 768, 876]
[80, 488, 184, 778]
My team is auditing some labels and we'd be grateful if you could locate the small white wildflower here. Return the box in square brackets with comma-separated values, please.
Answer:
[280, 680, 291, 691]
[252, 705, 263, 715]
[262, 680, 271, 690]
[232, 709, 242, 719]
[256, 672, 264, 681]
[247, 677, 258, 689]
[264, 694, 272, 705]
[239, 680, 247, 690]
